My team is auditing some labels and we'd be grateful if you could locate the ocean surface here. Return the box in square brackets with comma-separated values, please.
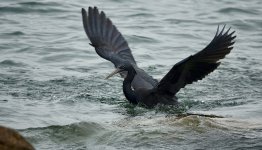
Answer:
[0, 0, 262, 149]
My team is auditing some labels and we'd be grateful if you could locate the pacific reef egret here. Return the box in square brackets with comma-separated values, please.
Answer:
[81, 7, 236, 108]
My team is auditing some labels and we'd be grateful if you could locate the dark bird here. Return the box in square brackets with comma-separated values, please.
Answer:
[81, 7, 236, 108]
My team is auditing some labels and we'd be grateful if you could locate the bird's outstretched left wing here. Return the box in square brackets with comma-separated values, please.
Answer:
[156, 25, 236, 95]
[82, 7, 158, 89]
[82, 7, 136, 66]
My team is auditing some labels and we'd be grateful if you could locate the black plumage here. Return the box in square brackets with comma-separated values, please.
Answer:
[82, 7, 236, 108]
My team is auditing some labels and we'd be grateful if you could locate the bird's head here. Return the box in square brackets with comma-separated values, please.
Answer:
[106, 62, 136, 79]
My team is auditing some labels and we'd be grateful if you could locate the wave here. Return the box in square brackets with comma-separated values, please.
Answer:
[0, 2, 66, 14]
[18, 2, 60, 7]
[0, 59, 26, 67]
[217, 7, 259, 15]
[20, 121, 105, 141]
[3, 31, 25, 36]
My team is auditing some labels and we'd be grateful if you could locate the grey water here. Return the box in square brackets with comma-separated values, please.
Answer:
[0, 0, 262, 149]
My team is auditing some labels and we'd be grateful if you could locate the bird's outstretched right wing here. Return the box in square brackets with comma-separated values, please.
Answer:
[81, 7, 136, 67]
[156, 25, 236, 96]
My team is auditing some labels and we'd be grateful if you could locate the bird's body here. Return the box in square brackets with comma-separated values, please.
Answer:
[112, 63, 178, 108]
[81, 7, 236, 108]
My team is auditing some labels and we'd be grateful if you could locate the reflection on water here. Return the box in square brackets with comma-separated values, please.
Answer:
[0, 0, 262, 149]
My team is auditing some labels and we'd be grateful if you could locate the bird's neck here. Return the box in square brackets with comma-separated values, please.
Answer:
[123, 68, 138, 105]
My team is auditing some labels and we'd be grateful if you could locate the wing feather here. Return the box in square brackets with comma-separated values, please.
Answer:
[157, 25, 236, 95]
[82, 7, 136, 65]
[82, 7, 158, 90]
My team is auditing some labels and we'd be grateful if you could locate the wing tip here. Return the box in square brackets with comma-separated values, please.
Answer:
[81, 8, 88, 19]
[81, 8, 86, 13]
[87, 6, 99, 13]
[216, 24, 236, 38]
[81, 8, 89, 36]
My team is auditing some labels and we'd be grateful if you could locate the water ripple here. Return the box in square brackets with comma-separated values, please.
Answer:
[0, 2, 67, 14]
[3, 31, 25, 36]
[0, 0, 262, 149]
[217, 7, 259, 15]
[0, 59, 26, 67]
[18, 2, 61, 7]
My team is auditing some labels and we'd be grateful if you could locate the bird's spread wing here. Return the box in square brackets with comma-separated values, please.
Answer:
[156, 25, 236, 95]
[82, 7, 158, 89]
[82, 7, 136, 66]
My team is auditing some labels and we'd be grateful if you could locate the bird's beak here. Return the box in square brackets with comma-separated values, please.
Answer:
[105, 68, 124, 79]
